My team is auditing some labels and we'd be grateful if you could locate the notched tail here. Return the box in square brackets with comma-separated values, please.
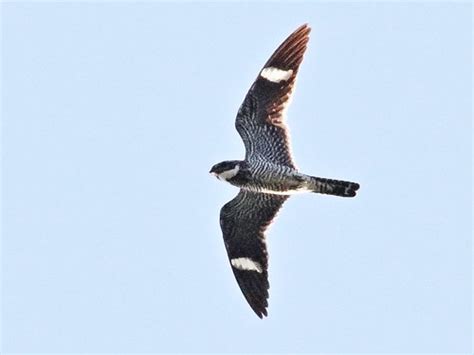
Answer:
[308, 176, 360, 197]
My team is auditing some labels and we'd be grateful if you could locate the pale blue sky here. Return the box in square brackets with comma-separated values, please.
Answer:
[2, 2, 472, 353]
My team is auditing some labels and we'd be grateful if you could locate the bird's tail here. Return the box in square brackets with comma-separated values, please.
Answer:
[306, 176, 360, 197]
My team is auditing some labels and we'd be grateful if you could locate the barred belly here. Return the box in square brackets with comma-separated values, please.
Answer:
[245, 161, 307, 195]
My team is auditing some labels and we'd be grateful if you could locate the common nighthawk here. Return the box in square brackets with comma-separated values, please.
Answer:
[210, 24, 360, 318]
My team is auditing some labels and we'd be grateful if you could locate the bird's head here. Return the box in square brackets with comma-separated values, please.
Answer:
[209, 160, 243, 181]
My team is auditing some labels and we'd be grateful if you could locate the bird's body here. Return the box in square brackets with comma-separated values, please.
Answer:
[215, 160, 301, 194]
[210, 24, 360, 318]
[215, 159, 358, 196]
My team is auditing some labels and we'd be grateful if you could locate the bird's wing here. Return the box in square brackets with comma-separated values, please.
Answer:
[219, 190, 289, 318]
[235, 24, 311, 168]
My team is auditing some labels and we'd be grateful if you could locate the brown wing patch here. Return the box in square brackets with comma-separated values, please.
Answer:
[235, 24, 311, 168]
[262, 24, 311, 127]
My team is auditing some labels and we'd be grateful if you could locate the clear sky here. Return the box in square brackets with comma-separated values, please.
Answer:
[2, 2, 471, 353]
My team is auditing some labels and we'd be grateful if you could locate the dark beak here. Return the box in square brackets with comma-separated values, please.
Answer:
[209, 164, 218, 174]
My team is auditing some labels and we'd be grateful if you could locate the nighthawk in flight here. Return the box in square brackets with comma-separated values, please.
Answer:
[210, 24, 360, 318]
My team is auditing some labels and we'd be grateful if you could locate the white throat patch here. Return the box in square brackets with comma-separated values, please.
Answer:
[260, 67, 293, 83]
[217, 164, 240, 181]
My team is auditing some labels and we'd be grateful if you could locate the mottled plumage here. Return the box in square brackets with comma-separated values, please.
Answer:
[210, 24, 360, 318]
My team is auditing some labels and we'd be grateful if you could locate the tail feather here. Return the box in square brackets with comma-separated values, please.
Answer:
[308, 176, 360, 197]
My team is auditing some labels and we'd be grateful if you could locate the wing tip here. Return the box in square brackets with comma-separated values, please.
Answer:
[242, 274, 270, 319]
[252, 303, 269, 319]
[263, 23, 312, 74]
[287, 23, 311, 46]
[295, 23, 311, 36]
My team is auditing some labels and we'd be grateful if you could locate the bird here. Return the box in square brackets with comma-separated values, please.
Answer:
[210, 24, 360, 318]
